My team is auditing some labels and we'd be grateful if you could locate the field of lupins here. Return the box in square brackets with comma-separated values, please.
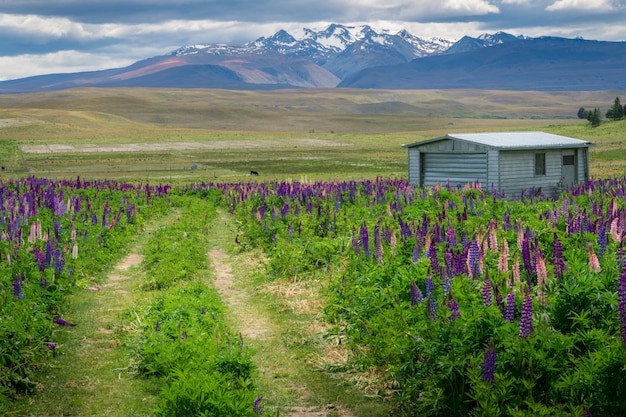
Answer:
[224, 177, 626, 416]
[3, 175, 626, 416]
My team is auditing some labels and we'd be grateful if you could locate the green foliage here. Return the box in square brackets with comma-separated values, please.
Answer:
[155, 368, 258, 417]
[121, 196, 274, 417]
[0, 178, 165, 407]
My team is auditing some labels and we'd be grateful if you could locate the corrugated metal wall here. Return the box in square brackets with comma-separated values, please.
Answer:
[499, 150, 562, 196]
[421, 153, 487, 188]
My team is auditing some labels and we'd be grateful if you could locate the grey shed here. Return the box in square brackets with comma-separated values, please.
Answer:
[402, 131, 594, 196]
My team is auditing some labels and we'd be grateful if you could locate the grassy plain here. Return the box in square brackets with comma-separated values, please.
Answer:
[0, 87, 625, 182]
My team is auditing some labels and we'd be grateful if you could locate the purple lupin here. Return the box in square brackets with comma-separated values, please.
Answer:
[518, 294, 533, 338]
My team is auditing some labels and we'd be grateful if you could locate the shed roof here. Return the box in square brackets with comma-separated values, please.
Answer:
[403, 131, 594, 150]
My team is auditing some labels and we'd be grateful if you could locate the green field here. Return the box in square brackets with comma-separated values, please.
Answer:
[0, 87, 625, 182]
[3, 87, 626, 417]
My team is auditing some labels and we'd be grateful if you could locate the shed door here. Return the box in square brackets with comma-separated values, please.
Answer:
[421, 153, 487, 188]
[561, 150, 577, 187]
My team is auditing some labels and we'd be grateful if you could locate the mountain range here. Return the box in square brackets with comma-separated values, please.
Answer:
[1, 24, 625, 93]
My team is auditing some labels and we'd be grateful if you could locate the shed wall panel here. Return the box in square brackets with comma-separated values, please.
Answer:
[499, 150, 562, 196]
[421, 153, 487, 188]
[408, 148, 421, 185]
[487, 150, 499, 191]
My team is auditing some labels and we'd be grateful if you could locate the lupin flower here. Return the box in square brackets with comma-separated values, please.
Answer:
[467, 239, 481, 277]
[411, 238, 422, 262]
[253, 396, 263, 415]
[552, 233, 566, 279]
[410, 280, 424, 305]
[498, 238, 509, 273]
[54, 317, 77, 327]
[424, 276, 438, 320]
[447, 227, 457, 246]
[504, 293, 515, 322]
[610, 217, 622, 243]
[47, 342, 57, 357]
[13, 274, 24, 300]
[488, 221, 498, 252]
[360, 223, 371, 257]
[518, 294, 533, 338]
[425, 276, 435, 297]
[583, 405, 592, 417]
[446, 294, 461, 321]
[427, 295, 438, 321]
[521, 236, 534, 277]
[429, 245, 441, 277]
[482, 340, 496, 385]
[588, 243, 601, 272]
[618, 265, 626, 344]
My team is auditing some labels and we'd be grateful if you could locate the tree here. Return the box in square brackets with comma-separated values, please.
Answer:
[577, 107, 588, 119]
[588, 108, 601, 127]
[614, 97, 624, 120]
[607, 97, 624, 121]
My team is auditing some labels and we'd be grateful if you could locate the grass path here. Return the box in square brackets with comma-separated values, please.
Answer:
[12, 211, 179, 417]
[208, 209, 389, 417]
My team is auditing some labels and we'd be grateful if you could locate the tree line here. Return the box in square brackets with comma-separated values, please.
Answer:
[578, 97, 624, 127]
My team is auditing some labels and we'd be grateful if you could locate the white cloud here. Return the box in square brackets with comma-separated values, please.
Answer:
[546, 0, 620, 11]
[441, 0, 500, 14]
[0, 13, 95, 40]
[0, 50, 140, 80]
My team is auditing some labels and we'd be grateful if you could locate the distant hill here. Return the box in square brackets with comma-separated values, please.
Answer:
[0, 25, 624, 93]
[339, 37, 626, 91]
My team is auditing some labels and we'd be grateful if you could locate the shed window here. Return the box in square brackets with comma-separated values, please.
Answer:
[535, 153, 546, 176]
[563, 155, 575, 166]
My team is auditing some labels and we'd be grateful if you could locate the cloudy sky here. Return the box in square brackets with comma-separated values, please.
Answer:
[0, 0, 624, 81]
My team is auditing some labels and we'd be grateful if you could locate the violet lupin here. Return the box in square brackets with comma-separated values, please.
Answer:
[482, 340, 496, 385]
[425, 276, 438, 320]
[518, 294, 533, 338]
[428, 245, 441, 277]
[410, 280, 424, 305]
[13, 274, 24, 300]
[446, 293, 461, 321]
[253, 396, 263, 414]
[552, 233, 566, 279]
[504, 293, 515, 322]
[521, 235, 533, 277]
[359, 222, 371, 257]
[467, 239, 480, 277]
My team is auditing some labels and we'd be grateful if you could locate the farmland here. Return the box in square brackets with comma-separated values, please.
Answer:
[1, 87, 626, 416]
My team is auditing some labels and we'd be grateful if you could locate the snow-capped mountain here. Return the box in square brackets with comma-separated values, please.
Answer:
[444, 31, 525, 54]
[2, 24, 622, 93]
[170, 24, 454, 79]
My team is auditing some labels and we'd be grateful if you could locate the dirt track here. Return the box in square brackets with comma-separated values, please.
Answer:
[20, 138, 350, 154]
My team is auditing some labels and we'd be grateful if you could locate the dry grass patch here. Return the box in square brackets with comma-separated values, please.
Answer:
[260, 279, 326, 315]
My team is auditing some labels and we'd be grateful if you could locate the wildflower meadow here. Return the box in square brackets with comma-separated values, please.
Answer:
[3, 175, 626, 416]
